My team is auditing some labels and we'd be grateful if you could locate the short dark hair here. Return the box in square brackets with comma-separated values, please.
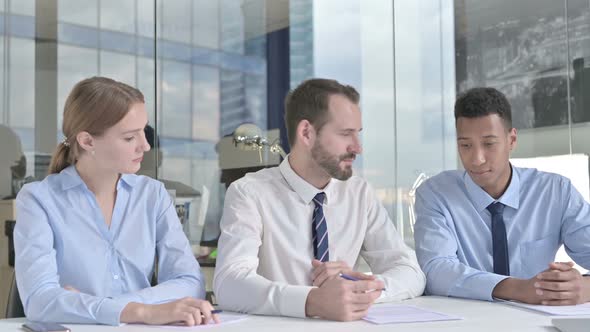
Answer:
[284, 78, 360, 147]
[454, 87, 512, 129]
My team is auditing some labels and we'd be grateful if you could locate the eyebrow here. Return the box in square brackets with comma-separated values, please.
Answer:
[457, 135, 498, 140]
[340, 128, 363, 132]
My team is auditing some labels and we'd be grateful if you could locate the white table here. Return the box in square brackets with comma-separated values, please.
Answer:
[0, 296, 561, 331]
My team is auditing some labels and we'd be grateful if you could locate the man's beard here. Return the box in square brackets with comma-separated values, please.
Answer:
[311, 141, 355, 181]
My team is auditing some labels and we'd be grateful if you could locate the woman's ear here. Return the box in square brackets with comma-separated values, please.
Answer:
[76, 131, 95, 154]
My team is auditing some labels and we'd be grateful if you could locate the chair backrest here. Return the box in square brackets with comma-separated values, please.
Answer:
[5, 273, 24, 318]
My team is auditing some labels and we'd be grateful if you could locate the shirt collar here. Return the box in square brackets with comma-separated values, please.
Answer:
[60, 165, 137, 191]
[463, 164, 520, 212]
[279, 156, 333, 205]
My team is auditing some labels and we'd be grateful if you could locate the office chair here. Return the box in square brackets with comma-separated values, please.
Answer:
[4, 219, 24, 318]
[5, 273, 24, 318]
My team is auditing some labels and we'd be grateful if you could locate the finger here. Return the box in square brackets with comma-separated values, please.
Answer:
[311, 264, 327, 282]
[191, 308, 203, 326]
[350, 302, 372, 312]
[180, 312, 196, 327]
[548, 261, 575, 271]
[352, 280, 385, 293]
[211, 312, 221, 324]
[311, 259, 323, 268]
[535, 280, 576, 292]
[537, 270, 579, 281]
[350, 308, 369, 321]
[311, 262, 338, 281]
[312, 261, 346, 280]
[199, 302, 214, 325]
[535, 288, 576, 301]
[313, 270, 331, 287]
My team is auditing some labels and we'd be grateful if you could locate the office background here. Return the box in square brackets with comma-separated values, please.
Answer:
[0, 0, 589, 247]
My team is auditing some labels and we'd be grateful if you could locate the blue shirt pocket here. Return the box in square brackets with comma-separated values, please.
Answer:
[519, 235, 559, 278]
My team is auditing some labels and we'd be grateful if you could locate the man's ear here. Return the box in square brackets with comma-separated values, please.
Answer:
[508, 127, 517, 151]
[296, 120, 316, 148]
[76, 131, 95, 153]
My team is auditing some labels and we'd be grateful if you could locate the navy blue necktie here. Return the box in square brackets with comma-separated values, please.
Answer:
[487, 202, 510, 276]
[312, 192, 329, 262]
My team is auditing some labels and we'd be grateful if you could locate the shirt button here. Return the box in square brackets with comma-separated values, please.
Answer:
[113, 275, 119, 280]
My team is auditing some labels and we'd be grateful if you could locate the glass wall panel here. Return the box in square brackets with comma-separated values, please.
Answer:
[58, 0, 98, 27]
[161, 0, 191, 44]
[393, 0, 456, 245]
[192, 0, 219, 49]
[0, 1, 459, 250]
[57, 45, 98, 130]
[100, 0, 135, 34]
[455, 0, 571, 158]
[569, 0, 590, 155]
[99, 50, 136, 86]
[8, 38, 34, 129]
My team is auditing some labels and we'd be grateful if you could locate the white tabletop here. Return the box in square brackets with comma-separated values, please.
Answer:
[0, 296, 560, 332]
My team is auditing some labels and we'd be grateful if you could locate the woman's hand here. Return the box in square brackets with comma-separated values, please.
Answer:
[121, 297, 220, 326]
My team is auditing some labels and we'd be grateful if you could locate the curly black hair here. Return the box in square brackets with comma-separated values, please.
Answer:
[454, 87, 512, 129]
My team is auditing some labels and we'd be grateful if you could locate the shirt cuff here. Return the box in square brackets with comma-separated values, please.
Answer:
[451, 273, 509, 301]
[279, 285, 313, 318]
[96, 298, 133, 326]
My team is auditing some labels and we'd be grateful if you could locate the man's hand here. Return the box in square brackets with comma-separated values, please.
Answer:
[311, 259, 374, 287]
[492, 276, 540, 304]
[534, 262, 590, 305]
[493, 262, 590, 306]
[305, 277, 384, 321]
[121, 297, 220, 326]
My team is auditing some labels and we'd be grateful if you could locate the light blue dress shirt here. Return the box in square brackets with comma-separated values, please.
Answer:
[414, 166, 590, 301]
[14, 166, 205, 325]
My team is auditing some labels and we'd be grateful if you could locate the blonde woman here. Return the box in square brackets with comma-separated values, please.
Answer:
[14, 77, 217, 326]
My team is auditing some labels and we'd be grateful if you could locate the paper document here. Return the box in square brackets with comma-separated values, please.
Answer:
[500, 300, 590, 316]
[142, 312, 248, 329]
[363, 304, 462, 324]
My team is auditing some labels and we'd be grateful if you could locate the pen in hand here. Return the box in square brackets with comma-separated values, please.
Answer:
[339, 273, 386, 291]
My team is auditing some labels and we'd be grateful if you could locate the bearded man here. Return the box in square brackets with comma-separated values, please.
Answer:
[214, 78, 425, 321]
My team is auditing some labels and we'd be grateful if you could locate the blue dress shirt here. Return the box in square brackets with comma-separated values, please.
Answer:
[14, 166, 205, 325]
[414, 166, 590, 301]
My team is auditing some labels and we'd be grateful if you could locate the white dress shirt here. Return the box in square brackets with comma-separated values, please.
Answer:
[214, 157, 425, 318]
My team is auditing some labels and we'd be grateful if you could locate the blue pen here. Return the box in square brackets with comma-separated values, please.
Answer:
[211, 309, 223, 314]
[339, 273, 386, 291]
[339, 273, 360, 281]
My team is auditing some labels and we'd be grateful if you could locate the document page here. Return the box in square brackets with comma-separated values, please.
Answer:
[500, 300, 590, 316]
[363, 304, 462, 324]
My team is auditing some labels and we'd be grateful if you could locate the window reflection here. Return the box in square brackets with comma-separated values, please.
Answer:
[3, 0, 588, 249]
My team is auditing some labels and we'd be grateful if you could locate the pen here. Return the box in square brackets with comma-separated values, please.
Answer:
[211, 309, 223, 314]
[339, 273, 360, 281]
[339, 273, 386, 291]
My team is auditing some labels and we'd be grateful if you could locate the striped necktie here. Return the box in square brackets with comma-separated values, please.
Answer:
[312, 192, 329, 262]
[487, 202, 510, 276]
